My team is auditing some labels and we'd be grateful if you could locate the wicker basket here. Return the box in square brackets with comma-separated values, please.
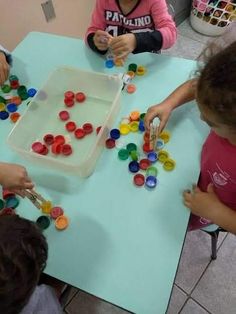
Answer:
[190, 0, 236, 36]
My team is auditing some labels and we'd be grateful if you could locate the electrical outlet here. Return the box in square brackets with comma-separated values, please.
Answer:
[41, 0, 56, 22]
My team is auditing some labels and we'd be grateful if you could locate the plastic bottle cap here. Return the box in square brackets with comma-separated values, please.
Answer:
[40, 145, 49, 155]
[0, 96, 6, 104]
[106, 138, 116, 149]
[139, 159, 151, 170]
[41, 201, 52, 214]
[156, 139, 165, 150]
[126, 84, 136, 94]
[0, 208, 15, 215]
[147, 152, 158, 163]
[126, 143, 137, 153]
[96, 126, 102, 134]
[64, 98, 75, 107]
[158, 150, 169, 163]
[119, 124, 130, 135]
[43, 134, 54, 145]
[65, 121, 77, 132]
[128, 63, 137, 72]
[50, 206, 64, 219]
[75, 92, 86, 103]
[143, 132, 150, 143]
[128, 161, 140, 173]
[130, 111, 140, 121]
[59, 110, 70, 121]
[10, 96, 22, 105]
[1, 84, 11, 93]
[129, 121, 139, 132]
[36, 215, 51, 230]
[74, 128, 85, 139]
[0, 103, 5, 111]
[138, 120, 145, 132]
[146, 166, 158, 177]
[115, 138, 127, 149]
[83, 123, 93, 134]
[32, 142, 45, 154]
[6, 103, 17, 113]
[110, 128, 120, 140]
[61, 144, 72, 156]
[118, 149, 129, 160]
[51, 142, 62, 154]
[10, 112, 20, 123]
[2, 189, 15, 200]
[54, 135, 65, 145]
[64, 91, 75, 100]
[130, 150, 139, 161]
[163, 158, 176, 171]
[143, 143, 152, 153]
[145, 176, 158, 188]
[0, 111, 9, 120]
[126, 70, 135, 78]
[105, 59, 114, 68]
[0, 199, 5, 210]
[136, 66, 146, 76]
[114, 58, 124, 67]
[139, 113, 146, 120]
[159, 131, 170, 143]
[133, 173, 145, 186]
[27, 88, 37, 97]
[5, 197, 19, 209]
[55, 215, 69, 230]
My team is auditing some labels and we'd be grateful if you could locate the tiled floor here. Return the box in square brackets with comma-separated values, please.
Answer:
[62, 19, 236, 314]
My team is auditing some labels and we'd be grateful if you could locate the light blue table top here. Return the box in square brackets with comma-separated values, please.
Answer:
[0, 32, 209, 314]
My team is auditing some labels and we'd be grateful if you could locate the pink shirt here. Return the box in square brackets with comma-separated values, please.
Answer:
[199, 131, 236, 210]
[86, 0, 177, 50]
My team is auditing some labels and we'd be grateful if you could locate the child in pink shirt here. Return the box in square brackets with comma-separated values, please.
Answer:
[85, 0, 177, 59]
[144, 24, 236, 233]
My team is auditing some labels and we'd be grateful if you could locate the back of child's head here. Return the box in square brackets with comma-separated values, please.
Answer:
[0, 215, 48, 314]
[196, 41, 236, 127]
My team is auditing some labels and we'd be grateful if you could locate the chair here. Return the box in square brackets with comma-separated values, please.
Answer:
[201, 224, 227, 260]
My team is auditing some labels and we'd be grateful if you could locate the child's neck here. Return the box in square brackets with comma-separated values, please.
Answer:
[119, 0, 139, 15]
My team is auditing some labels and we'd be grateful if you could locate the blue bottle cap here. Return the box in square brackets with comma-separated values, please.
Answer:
[128, 161, 140, 173]
[7, 103, 18, 113]
[28, 88, 37, 97]
[105, 59, 114, 68]
[5, 197, 19, 209]
[145, 176, 158, 188]
[110, 128, 120, 140]
[156, 139, 165, 150]
[138, 120, 145, 132]
[147, 151, 158, 163]
[0, 111, 9, 120]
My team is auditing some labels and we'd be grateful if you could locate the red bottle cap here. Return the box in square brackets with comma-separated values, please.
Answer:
[105, 138, 116, 149]
[61, 144, 72, 156]
[143, 143, 152, 153]
[31, 142, 45, 154]
[50, 206, 64, 219]
[64, 98, 74, 107]
[40, 145, 49, 155]
[139, 158, 151, 170]
[74, 128, 85, 139]
[54, 135, 65, 145]
[83, 123, 93, 134]
[65, 121, 77, 132]
[64, 91, 75, 100]
[133, 174, 145, 186]
[96, 126, 102, 134]
[51, 142, 62, 154]
[75, 92, 86, 103]
[2, 189, 15, 200]
[43, 134, 54, 145]
[59, 110, 70, 121]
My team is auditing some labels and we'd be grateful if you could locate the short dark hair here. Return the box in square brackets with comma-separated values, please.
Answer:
[196, 41, 236, 126]
[0, 215, 48, 314]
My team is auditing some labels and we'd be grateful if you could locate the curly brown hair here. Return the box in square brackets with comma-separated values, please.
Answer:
[0, 215, 48, 314]
[196, 41, 236, 126]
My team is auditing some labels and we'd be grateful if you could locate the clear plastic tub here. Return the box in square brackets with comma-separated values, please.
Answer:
[7, 66, 122, 177]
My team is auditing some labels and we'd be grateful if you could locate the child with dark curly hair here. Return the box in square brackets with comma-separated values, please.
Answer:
[0, 215, 63, 314]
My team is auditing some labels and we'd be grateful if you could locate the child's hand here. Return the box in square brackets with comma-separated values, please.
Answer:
[93, 30, 113, 51]
[110, 34, 136, 59]
[0, 162, 34, 193]
[183, 184, 221, 220]
[144, 103, 172, 135]
[0, 51, 9, 86]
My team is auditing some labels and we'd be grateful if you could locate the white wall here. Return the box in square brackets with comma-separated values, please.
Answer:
[0, 0, 95, 50]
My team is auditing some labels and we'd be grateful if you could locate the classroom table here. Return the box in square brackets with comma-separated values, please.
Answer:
[0, 32, 209, 314]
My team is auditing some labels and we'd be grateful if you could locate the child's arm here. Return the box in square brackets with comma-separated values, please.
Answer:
[144, 79, 197, 133]
[0, 162, 34, 191]
[183, 184, 236, 234]
[85, 0, 110, 54]
[0, 45, 11, 85]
